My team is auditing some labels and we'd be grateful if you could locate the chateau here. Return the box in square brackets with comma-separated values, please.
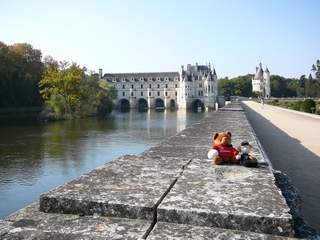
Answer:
[100, 63, 218, 111]
[252, 63, 271, 98]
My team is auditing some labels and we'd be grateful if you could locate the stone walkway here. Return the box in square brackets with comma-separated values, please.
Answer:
[243, 100, 320, 231]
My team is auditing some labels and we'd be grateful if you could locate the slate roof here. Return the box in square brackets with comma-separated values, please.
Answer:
[103, 72, 179, 82]
[254, 64, 264, 80]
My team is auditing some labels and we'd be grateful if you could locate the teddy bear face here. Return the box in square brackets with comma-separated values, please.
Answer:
[213, 131, 232, 146]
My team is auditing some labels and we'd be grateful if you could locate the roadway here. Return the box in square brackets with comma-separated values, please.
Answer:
[242, 101, 320, 231]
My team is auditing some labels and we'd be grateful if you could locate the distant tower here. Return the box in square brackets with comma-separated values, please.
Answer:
[99, 68, 103, 79]
[252, 63, 271, 98]
[264, 67, 271, 98]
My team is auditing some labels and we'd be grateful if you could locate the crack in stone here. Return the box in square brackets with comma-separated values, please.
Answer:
[142, 159, 193, 239]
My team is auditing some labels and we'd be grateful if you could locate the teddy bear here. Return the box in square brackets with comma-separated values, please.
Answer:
[207, 131, 240, 165]
[236, 141, 258, 167]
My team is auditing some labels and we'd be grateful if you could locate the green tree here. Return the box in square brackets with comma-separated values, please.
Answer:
[39, 61, 116, 119]
[218, 74, 253, 97]
[39, 61, 85, 118]
[0, 42, 44, 107]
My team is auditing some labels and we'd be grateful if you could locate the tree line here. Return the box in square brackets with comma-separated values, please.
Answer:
[0, 41, 116, 119]
[218, 60, 320, 98]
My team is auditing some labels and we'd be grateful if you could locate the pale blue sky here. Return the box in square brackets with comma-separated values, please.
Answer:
[1, 0, 319, 78]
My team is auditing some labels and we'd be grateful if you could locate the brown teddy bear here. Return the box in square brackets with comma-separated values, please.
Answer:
[207, 131, 240, 165]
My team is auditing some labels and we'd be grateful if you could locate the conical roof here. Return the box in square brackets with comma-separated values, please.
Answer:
[254, 63, 264, 80]
[265, 67, 270, 73]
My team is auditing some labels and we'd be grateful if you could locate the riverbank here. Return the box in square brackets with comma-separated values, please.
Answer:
[0, 102, 318, 239]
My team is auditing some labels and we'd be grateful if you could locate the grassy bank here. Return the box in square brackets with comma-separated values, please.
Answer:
[267, 99, 320, 115]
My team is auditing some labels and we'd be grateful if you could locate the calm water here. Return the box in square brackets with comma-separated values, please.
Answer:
[0, 110, 207, 218]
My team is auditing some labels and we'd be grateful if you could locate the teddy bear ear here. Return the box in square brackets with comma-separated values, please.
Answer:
[213, 133, 219, 139]
[226, 131, 232, 137]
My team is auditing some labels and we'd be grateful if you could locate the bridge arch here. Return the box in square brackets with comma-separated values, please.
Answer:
[169, 99, 176, 110]
[138, 98, 148, 112]
[155, 98, 165, 111]
[192, 99, 205, 112]
[118, 98, 130, 112]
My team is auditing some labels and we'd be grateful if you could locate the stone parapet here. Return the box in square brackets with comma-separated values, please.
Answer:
[0, 102, 300, 239]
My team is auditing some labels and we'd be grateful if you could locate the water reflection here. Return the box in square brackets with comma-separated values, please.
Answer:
[0, 110, 207, 218]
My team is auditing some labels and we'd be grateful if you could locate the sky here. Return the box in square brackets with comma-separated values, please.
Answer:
[0, 0, 319, 78]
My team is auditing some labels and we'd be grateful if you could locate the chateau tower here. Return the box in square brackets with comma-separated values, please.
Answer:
[252, 63, 271, 98]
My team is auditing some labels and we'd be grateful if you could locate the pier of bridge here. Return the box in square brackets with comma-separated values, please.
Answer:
[0, 102, 316, 239]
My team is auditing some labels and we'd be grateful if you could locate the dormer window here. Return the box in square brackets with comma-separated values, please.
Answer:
[140, 77, 144, 82]
[121, 78, 126, 82]
[130, 77, 134, 82]
[112, 78, 116, 82]
[165, 77, 169, 81]
[157, 77, 161, 82]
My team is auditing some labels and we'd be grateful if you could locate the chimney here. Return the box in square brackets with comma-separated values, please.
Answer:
[99, 68, 103, 79]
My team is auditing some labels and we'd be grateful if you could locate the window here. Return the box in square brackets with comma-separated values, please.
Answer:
[149, 84, 151, 88]
[165, 84, 168, 88]
[175, 91, 177, 96]
[149, 92, 151, 97]
[165, 92, 168, 96]
[141, 84, 143, 89]
[141, 92, 143, 96]
[131, 84, 134, 89]
[157, 84, 160, 88]
[175, 84, 177, 88]
[208, 85, 210, 92]
[131, 92, 134, 97]
[199, 83, 202, 88]
[122, 92, 125, 96]
[122, 84, 125, 89]
[157, 91, 160, 96]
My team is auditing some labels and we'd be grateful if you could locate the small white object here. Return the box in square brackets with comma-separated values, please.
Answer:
[207, 149, 218, 160]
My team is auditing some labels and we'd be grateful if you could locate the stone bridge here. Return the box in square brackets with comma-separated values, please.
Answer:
[1, 102, 315, 239]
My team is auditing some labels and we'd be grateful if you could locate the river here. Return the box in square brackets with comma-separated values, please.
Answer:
[0, 110, 207, 219]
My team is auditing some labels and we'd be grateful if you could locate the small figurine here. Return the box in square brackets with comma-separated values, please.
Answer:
[237, 141, 258, 167]
[207, 131, 240, 165]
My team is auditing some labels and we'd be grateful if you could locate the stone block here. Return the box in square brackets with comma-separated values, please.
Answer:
[39, 155, 189, 220]
[148, 222, 296, 240]
[157, 159, 294, 237]
[1, 203, 150, 240]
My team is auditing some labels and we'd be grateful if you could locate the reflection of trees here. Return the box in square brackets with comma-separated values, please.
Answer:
[0, 117, 116, 185]
[0, 110, 207, 209]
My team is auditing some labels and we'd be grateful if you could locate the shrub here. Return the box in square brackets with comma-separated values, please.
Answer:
[292, 101, 302, 111]
[270, 99, 279, 106]
[300, 99, 316, 113]
[316, 103, 320, 115]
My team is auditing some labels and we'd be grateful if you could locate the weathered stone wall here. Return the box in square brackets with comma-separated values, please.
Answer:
[2, 102, 314, 239]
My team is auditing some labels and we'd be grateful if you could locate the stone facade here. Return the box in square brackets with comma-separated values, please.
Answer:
[252, 63, 271, 98]
[101, 63, 218, 111]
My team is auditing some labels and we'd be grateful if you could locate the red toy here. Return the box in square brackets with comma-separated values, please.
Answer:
[207, 131, 240, 165]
